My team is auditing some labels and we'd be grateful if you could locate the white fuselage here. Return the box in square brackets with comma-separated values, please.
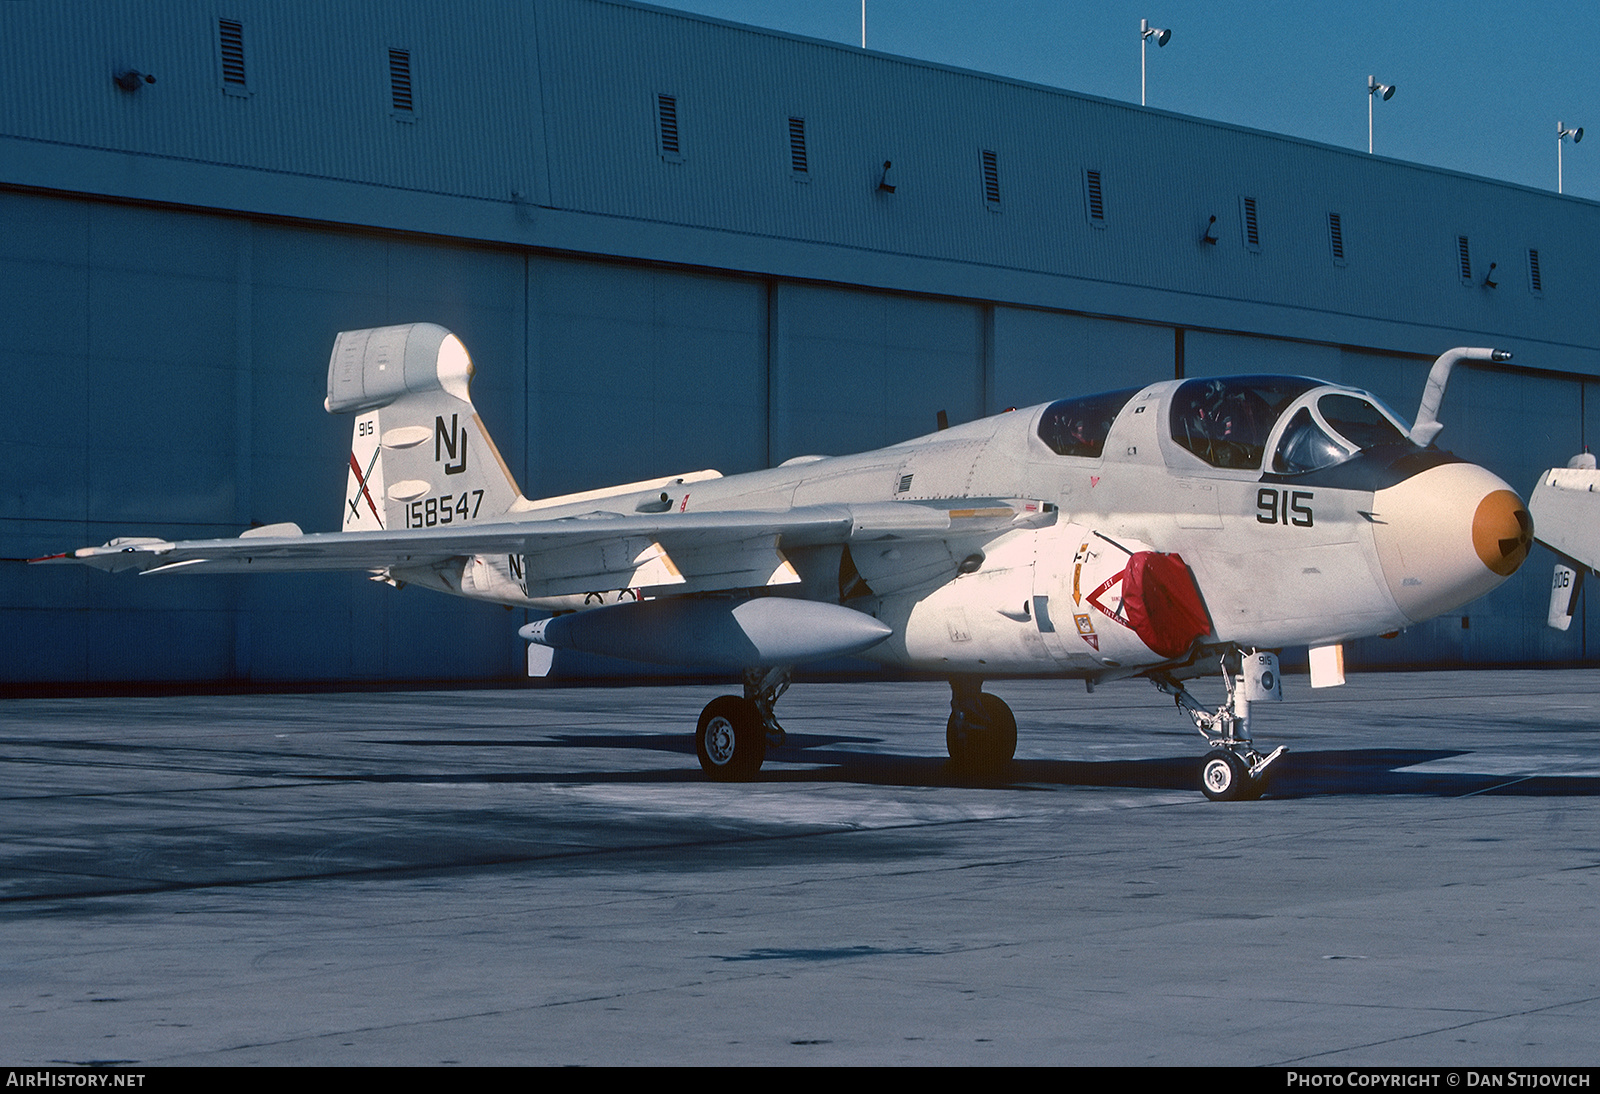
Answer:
[423, 375, 1525, 679]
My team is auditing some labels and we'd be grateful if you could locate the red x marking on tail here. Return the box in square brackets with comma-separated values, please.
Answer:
[348, 450, 384, 528]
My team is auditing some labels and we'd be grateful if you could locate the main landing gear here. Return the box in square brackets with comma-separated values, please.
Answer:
[1152, 653, 1287, 802]
[695, 667, 1022, 781]
[692, 658, 1278, 796]
[695, 666, 791, 781]
[946, 674, 1017, 773]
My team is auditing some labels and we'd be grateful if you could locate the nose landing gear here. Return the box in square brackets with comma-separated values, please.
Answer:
[1153, 652, 1286, 801]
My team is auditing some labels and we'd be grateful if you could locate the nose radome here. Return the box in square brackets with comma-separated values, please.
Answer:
[1473, 489, 1534, 577]
[1371, 463, 1531, 624]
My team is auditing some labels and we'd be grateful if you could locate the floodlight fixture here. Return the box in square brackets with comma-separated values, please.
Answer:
[1368, 75, 1396, 154]
[1558, 120, 1584, 193]
[114, 69, 155, 92]
[1141, 19, 1172, 106]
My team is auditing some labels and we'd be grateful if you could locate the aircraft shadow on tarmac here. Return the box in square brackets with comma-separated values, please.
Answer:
[373, 733, 1600, 798]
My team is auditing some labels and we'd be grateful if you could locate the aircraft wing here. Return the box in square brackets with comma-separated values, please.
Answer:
[35, 499, 1051, 598]
[1530, 466, 1600, 572]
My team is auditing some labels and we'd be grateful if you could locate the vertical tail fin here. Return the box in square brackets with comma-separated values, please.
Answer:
[328, 324, 523, 532]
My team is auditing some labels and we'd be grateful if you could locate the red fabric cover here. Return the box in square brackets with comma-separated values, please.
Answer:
[1121, 551, 1212, 658]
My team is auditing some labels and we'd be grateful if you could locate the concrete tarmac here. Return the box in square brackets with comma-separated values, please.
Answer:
[3, 669, 1599, 1066]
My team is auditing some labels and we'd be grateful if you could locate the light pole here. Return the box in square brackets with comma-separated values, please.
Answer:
[1368, 75, 1396, 154]
[1140, 19, 1171, 107]
[1559, 121, 1583, 194]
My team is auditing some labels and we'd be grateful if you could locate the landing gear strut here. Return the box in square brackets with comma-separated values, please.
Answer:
[946, 674, 1017, 773]
[1152, 652, 1286, 802]
[696, 666, 791, 781]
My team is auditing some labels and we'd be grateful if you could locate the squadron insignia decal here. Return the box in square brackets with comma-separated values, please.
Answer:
[1073, 612, 1098, 650]
[1085, 571, 1129, 627]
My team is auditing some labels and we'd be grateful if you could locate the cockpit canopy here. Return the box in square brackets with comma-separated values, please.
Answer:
[1168, 375, 1414, 473]
[1037, 375, 1418, 474]
[1036, 387, 1141, 458]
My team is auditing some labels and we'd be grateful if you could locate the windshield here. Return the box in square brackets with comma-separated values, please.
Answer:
[1273, 408, 1347, 474]
[1271, 392, 1416, 474]
[1319, 393, 1410, 449]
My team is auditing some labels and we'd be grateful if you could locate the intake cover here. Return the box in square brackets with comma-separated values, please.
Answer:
[1121, 551, 1211, 659]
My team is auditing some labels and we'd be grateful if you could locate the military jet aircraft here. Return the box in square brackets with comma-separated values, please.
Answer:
[37, 325, 1533, 800]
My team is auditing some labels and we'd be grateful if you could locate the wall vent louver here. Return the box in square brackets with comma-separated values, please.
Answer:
[218, 18, 247, 91]
[1328, 212, 1345, 265]
[1458, 236, 1472, 282]
[1085, 169, 1105, 223]
[788, 117, 808, 173]
[389, 49, 414, 114]
[981, 150, 1001, 209]
[1528, 248, 1543, 295]
[1242, 197, 1260, 251]
[657, 94, 681, 160]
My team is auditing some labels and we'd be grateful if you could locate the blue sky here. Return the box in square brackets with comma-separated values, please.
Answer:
[658, 1, 1600, 201]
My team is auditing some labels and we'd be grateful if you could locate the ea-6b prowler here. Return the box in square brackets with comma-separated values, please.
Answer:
[39, 326, 1533, 800]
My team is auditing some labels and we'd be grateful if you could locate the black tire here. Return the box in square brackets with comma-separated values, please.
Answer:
[946, 692, 1018, 772]
[1200, 748, 1259, 802]
[696, 696, 767, 781]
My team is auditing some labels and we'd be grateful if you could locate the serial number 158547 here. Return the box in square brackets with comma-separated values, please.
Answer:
[405, 490, 485, 528]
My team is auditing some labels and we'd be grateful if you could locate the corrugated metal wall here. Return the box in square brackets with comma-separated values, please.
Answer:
[4, 1, 1596, 368]
[528, 0, 1600, 370]
[0, 1, 540, 202]
[524, 260, 768, 497]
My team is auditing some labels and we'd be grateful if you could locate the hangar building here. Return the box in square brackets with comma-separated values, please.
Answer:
[5, 0, 1599, 686]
